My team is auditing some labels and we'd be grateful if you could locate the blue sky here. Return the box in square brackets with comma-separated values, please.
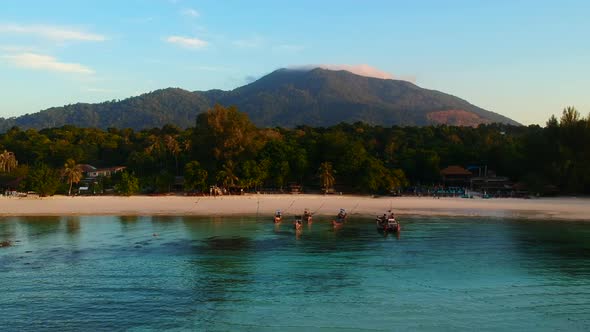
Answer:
[1, 0, 588, 125]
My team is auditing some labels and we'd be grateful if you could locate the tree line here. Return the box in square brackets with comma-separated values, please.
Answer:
[0, 105, 588, 196]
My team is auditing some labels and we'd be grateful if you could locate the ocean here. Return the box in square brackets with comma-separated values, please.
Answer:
[1, 215, 589, 331]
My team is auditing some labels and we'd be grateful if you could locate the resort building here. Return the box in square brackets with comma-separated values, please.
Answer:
[86, 166, 127, 178]
[77, 164, 97, 174]
[470, 173, 512, 194]
[440, 165, 472, 187]
[76, 164, 126, 195]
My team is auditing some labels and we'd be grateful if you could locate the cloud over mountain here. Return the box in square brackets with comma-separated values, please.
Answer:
[289, 64, 393, 80]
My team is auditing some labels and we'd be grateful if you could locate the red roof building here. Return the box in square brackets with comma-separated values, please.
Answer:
[440, 165, 472, 187]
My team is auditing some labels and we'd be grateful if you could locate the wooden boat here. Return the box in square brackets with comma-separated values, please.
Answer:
[332, 210, 347, 227]
[332, 219, 344, 228]
[303, 210, 313, 223]
[274, 214, 282, 223]
[376, 216, 401, 233]
[294, 216, 303, 230]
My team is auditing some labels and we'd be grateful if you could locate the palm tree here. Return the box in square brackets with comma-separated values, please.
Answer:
[181, 137, 192, 152]
[0, 150, 18, 173]
[216, 161, 239, 189]
[318, 162, 335, 193]
[63, 159, 83, 196]
[164, 134, 181, 174]
[145, 135, 164, 156]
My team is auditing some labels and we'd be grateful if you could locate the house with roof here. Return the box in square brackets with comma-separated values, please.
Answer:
[86, 166, 126, 178]
[75, 164, 126, 195]
[77, 164, 97, 174]
[440, 165, 473, 187]
[470, 171, 512, 195]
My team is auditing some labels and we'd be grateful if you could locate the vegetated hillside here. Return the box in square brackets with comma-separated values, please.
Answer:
[224, 68, 518, 127]
[0, 68, 519, 131]
[0, 88, 210, 131]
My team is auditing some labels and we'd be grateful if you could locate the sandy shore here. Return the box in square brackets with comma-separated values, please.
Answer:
[0, 194, 589, 220]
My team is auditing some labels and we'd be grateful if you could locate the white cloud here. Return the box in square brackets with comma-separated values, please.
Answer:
[166, 35, 207, 49]
[0, 45, 36, 52]
[289, 64, 394, 80]
[322, 64, 393, 79]
[181, 8, 200, 18]
[0, 24, 106, 42]
[3, 52, 94, 74]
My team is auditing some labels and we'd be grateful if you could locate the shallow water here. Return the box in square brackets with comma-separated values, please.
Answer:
[1, 215, 589, 331]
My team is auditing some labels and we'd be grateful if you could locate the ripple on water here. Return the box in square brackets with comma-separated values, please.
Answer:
[1, 216, 590, 330]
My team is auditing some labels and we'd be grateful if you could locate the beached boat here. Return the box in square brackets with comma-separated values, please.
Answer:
[332, 209, 347, 227]
[303, 209, 312, 223]
[294, 216, 303, 230]
[332, 220, 343, 227]
[376, 216, 400, 233]
[274, 210, 282, 223]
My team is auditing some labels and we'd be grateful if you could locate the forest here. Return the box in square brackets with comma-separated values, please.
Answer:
[0, 105, 588, 196]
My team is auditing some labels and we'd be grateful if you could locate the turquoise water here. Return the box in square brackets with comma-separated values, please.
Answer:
[1, 215, 590, 331]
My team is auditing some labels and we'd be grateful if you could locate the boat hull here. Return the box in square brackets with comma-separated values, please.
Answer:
[376, 218, 401, 233]
[378, 225, 400, 233]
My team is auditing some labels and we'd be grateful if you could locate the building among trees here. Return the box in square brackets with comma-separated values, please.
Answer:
[440, 165, 472, 187]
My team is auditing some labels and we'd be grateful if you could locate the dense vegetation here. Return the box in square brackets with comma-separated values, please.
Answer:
[0, 105, 588, 196]
[0, 68, 518, 132]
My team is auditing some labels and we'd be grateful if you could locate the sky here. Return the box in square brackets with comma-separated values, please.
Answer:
[1, 0, 589, 125]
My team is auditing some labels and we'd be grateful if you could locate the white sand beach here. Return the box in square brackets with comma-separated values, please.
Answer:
[0, 194, 589, 220]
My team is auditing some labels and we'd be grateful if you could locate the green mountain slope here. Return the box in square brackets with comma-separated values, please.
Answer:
[0, 68, 519, 131]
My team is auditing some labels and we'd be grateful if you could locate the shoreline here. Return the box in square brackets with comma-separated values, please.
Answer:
[1, 194, 589, 221]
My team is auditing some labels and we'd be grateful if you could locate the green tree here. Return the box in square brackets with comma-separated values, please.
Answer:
[0, 150, 18, 173]
[62, 159, 82, 196]
[216, 161, 239, 188]
[318, 162, 335, 193]
[184, 161, 208, 192]
[164, 134, 181, 174]
[27, 163, 60, 197]
[560, 106, 580, 126]
[115, 171, 139, 196]
[155, 170, 175, 193]
[239, 159, 269, 191]
[357, 157, 394, 193]
[390, 168, 408, 192]
[194, 104, 259, 166]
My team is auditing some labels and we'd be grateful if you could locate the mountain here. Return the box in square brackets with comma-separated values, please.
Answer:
[0, 68, 519, 131]
[222, 68, 518, 127]
[1, 88, 210, 131]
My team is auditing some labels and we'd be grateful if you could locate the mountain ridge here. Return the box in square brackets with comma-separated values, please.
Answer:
[0, 68, 519, 131]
